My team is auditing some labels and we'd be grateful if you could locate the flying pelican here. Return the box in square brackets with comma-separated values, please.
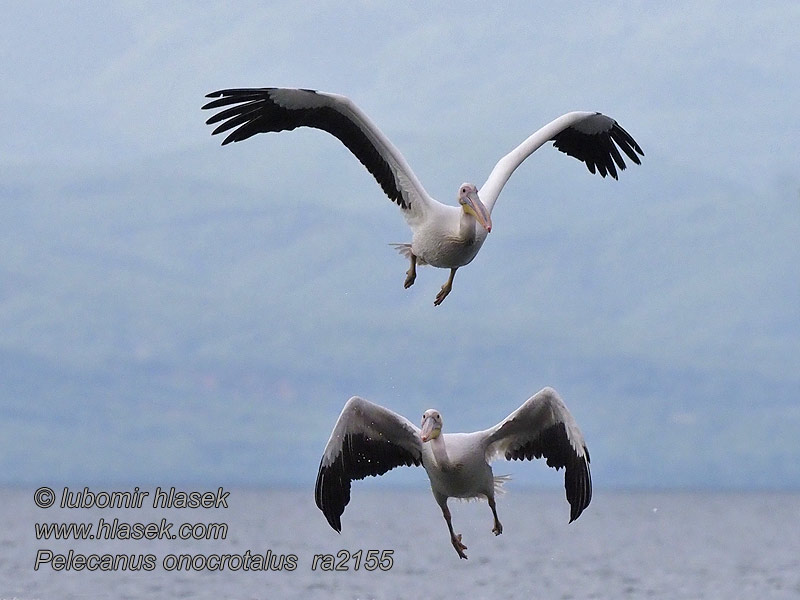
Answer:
[315, 387, 591, 559]
[203, 88, 643, 305]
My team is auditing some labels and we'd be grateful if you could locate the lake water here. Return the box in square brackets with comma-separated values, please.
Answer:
[1, 487, 798, 599]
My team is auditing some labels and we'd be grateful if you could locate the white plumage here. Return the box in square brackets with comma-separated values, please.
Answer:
[203, 88, 643, 305]
[315, 387, 591, 559]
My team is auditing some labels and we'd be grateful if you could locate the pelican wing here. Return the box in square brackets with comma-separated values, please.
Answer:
[315, 396, 423, 532]
[479, 111, 644, 213]
[203, 88, 433, 214]
[552, 113, 643, 178]
[483, 387, 592, 522]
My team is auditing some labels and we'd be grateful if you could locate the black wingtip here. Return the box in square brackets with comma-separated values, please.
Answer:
[319, 494, 344, 533]
[567, 453, 592, 523]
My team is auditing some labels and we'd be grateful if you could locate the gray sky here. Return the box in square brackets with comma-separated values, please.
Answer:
[1, 2, 798, 489]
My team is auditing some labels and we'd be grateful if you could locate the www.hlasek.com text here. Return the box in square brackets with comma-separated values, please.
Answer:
[35, 517, 227, 541]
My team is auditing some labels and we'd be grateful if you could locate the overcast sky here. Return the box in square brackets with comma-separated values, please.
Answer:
[1, 2, 798, 490]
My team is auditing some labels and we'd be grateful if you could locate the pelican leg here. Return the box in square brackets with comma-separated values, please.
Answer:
[434, 268, 458, 306]
[404, 254, 417, 289]
[488, 496, 503, 535]
[440, 502, 468, 559]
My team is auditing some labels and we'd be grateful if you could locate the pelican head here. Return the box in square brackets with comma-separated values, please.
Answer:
[420, 409, 443, 442]
[458, 183, 492, 233]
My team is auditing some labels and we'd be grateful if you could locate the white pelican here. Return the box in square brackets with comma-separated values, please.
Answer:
[203, 88, 643, 305]
[315, 387, 591, 559]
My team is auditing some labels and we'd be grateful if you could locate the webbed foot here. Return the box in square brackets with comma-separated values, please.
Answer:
[434, 268, 457, 306]
[434, 283, 451, 306]
[404, 268, 416, 289]
[451, 533, 468, 559]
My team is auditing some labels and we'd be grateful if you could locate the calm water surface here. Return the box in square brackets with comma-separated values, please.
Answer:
[1, 487, 798, 599]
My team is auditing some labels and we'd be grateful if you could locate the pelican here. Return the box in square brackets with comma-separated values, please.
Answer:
[315, 387, 591, 559]
[202, 88, 644, 305]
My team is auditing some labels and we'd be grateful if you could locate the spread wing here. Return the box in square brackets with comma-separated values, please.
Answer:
[315, 396, 423, 532]
[202, 87, 434, 215]
[483, 387, 592, 522]
[480, 111, 644, 213]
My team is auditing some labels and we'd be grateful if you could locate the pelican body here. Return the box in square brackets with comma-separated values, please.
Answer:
[202, 88, 643, 305]
[315, 387, 591, 559]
